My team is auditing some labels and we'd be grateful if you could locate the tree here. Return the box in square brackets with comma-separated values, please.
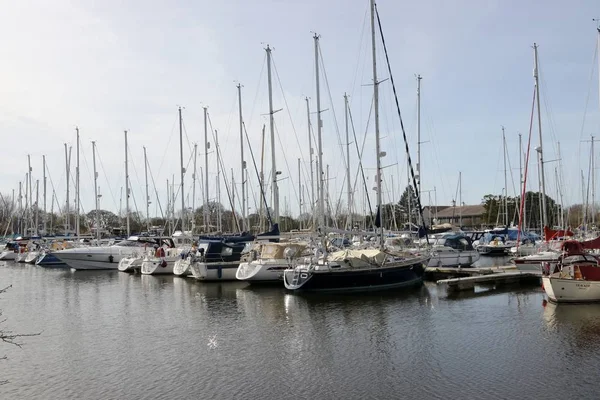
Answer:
[481, 191, 562, 229]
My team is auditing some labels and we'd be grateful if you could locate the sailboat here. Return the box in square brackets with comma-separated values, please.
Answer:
[283, 0, 430, 293]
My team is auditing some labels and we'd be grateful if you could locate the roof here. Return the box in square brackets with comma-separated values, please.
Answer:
[435, 204, 486, 218]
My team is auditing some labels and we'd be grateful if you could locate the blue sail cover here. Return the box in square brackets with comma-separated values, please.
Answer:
[485, 228, 539, 243]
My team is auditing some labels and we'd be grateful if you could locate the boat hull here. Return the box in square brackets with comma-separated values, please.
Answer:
[118, 257, 143, 272]
[140, 257, 176, 275]
[427, 250, 479, 268]
[190, 261, 240, 281]
[173, 258, 191, 276]
[542, 276, 600, 303]
[283, 261, 426, 293]
[236, 260, 289, 283]
[24, 251, 40, 264]
[54, 251, 125, 270]
[0, 251, 17, 261]
[36, 252, 67, 268]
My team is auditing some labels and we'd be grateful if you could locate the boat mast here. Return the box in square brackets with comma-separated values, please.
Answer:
[313, 35, 325, 229]
[178, 106, 186, 232]
[533, 43, 548, 230]
[204, 106, 209, 232]
[191, 143, 197, 233]
[64, 144, 69, 234]
[35, 180, 39, 235]
[265, 45, 279, 224]
[416, 74, 422, 203]
[92, 141, 100, 240]
[298, 158, 302, 229]
[231, 168, 235, 230]
[518, 133, 523, 230]
[124, 130, 130, 237]
[370, 0, 383, 248]
[144, 146, 150, 232]
[237, 83, 246, 231]
[259, 124, 266, 231]
[42, 155, 46, 234]
[592, 135, 596, 226]
[75, 127, 80, 237]
[305, 97, 315, 228]
[344, 93, 352, 230]
[216, 129, 222, 232]
[27, 154, 32, 234]
[502, 126, 508, 227]
[459, 171, 462, 228]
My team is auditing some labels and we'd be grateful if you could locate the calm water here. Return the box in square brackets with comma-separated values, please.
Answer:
[1, 259, 599, 399]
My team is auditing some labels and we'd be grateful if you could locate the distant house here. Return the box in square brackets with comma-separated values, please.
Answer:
[434, 204, 486, 228]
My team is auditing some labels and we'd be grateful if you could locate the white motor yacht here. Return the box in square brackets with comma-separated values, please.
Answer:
[54, 236, 168, 270]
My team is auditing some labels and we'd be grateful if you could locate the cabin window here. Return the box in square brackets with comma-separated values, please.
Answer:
[221, 247, 233, 256]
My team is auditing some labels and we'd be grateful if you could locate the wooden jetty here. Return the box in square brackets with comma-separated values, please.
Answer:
[425, 266, 541, 292]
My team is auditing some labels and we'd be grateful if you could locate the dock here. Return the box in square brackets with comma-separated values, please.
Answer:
[425, 266, 541, 292]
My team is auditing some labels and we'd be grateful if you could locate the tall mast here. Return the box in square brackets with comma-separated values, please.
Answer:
[42, 155, 47, 234]
[266, 45, 279, 224]
[370, 0, 383, 248]
[216, 129, 222, 232]
[237, 83, 246, 231]
[35, 180, 39, 235]
[64, 143, 70, 234]
[144, 146, 150, 232]
[533, 43, 548, 229]
[557, 141, 564, 227]
[75, 127, 80, 237]
[92, 141, 100, 240]
[178, 107, 186, 232]
[416, 74, 422, 201]
[459, 171, 463, 228]
[518, 133, 525, 230]
[204, 107, 209, 232]
[313, 34, 325, 229]
[18, 182, 22, 234]
[27, 154, 32, 233]
[298, 158, 302, 228]
[592, 136, 596, 226]
[191, 143, 197, 233]
[344, 93, 352, 230]
[305, 97, 315, 228]
[259, 124, 266, 230]
[502, 126, 508, 226]
[124, 130, 130, 237]
[231, 168, 235, 231]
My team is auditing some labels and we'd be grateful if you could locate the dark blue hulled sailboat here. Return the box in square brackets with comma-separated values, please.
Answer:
[283, 1, 430, 293]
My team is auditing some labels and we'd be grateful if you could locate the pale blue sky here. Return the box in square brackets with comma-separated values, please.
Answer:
[1, 0, 599, 220]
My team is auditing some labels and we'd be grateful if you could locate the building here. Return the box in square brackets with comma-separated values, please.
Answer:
[434, 204, 486, 228]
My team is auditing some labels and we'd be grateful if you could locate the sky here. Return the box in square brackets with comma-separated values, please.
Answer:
[1, 0, 599, 222]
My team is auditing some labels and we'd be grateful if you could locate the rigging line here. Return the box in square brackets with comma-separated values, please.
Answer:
[578, 40, 598, 170]
[348, 94, 375, 225]
[96, 150, 119, 211]
[220, 90, 238, 150]
[270, 54, 312, 186]
[247, 53, 267, 134]
[318, 44, 349, 176]
[375, 4, 427, 235]
[273, 123, 301, 207]
[146, 159, 165, 220]
[208, 112, 241, 232]
[156, 116, 178, 176]
[46, 165, 64, 215]
[243, 121, 273, 226]
[349, 2, 370, 103]
[517, 87, 537, 245]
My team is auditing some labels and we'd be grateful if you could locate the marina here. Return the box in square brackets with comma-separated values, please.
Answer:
[2, 0, 600, 398]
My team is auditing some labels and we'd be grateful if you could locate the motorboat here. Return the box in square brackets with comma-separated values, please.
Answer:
[427, 233, 479, 268]
[236, 242, 308, 283]
[53, 236, 168, 270]
[283, 248, 430, 293]
[542, 240, 600, 303]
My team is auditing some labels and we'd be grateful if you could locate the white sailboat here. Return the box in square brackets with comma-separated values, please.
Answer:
[236, 242, 307, 283]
